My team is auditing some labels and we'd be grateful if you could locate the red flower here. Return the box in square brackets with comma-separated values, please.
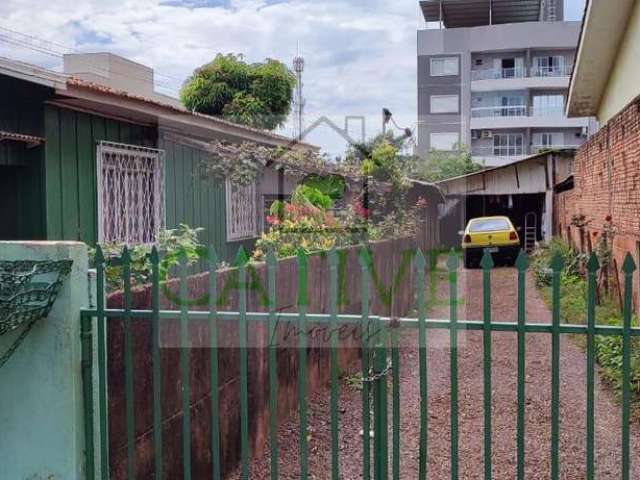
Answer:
[592, 231, 598, 237]
[266, 215, 280, 225]
[605, 215, 612, 222]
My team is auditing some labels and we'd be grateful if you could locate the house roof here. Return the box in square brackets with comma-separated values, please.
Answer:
[0, 130, 45, 147]
[420, 0, 543, 28]
[566, 0, 637, 118]
[0, 55, 318, 151]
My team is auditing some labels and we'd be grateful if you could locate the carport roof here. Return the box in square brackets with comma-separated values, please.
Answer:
[420, 0, 543, 28]
[435, 149, 575, 186]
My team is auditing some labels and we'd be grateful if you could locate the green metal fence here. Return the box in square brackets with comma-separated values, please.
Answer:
[80, 245, 639, 480]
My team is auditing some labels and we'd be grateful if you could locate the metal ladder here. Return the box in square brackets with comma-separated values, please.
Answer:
[524, 212, 537, 253]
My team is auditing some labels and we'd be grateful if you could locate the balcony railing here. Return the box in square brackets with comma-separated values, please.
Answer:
[471, 64, 573, 81]
[471, 105, 565, 118]
[471, 67, 526, 81]
[530, 65, 573, 77]
[472, 144, 580, 157]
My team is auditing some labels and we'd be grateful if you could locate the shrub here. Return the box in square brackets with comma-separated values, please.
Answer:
[532, 238, 640, 404]
[90, 224, 205, 292]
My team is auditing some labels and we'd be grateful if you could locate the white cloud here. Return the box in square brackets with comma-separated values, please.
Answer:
[0, 0, 420, 155]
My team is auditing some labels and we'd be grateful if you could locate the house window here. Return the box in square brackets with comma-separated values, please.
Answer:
[430, 94, 459, 113]
[226, 179, 258, 241]
[97, 141, 165, 244]
[430, 132, 460, 151]
[430, 57, 459, 76]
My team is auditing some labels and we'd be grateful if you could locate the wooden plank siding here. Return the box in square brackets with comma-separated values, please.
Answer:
[0, 76, 49, 239]
[0, 77, 255, 259]
[43, 105, 156, 244]
[160, 135, 256, 265]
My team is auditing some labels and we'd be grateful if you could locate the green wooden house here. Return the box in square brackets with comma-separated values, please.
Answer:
[0, 54, 314, 260]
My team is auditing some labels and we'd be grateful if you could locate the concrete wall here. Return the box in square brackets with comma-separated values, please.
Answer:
[0, 241, 89, 480]
[598, 1, 640, 124]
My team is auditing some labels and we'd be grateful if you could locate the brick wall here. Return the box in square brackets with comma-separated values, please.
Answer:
[555, 96, 640, 307]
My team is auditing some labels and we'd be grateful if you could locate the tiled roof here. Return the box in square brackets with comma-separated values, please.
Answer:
[65, 77, 317, 150]
[0, 130, 45, 146]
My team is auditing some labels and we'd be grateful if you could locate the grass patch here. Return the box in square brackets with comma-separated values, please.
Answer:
[531, 239, 640, 413]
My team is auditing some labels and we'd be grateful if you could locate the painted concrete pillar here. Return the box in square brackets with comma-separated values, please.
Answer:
[0, 241, 89, 480]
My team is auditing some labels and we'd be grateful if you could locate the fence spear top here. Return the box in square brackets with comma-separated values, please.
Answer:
[208, 245, 218, 266]
[150, 245, 159, 264]
[587, 252, 600, 272]
[265, 248, 277, 267]
[358, 245, 372, 268]
[95, 244, 105, 264]
[328, 247, 339, 267]
[414, 249, 426, 269]
[446, 249, 459, 271]
[121, 245, 131, 263]
[515, 249, 529, 271]
[296, 248, 308, 267]
[234, 246, 249, 267]
[550, 251, 565, 272]
[481, 249, 495, 269]
[622, 252, 637, 274]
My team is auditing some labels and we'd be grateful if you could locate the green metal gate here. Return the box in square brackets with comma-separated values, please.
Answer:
[80, 246, 638, 480]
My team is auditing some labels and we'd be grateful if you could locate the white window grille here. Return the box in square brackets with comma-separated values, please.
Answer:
[97, 141, 165, 244]
[226, 179, 258, 241]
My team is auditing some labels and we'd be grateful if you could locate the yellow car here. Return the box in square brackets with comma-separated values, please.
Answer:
[461, 216, 520, 268]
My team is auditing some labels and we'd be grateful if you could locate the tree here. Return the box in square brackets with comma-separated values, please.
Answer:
[413, 147, 484, 182]
[180, 54, 296, 131]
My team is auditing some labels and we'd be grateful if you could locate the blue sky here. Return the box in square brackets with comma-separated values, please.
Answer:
[0, 0, 586, 156]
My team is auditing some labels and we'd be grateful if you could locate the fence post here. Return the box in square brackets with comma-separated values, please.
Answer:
[0, 241, 89, 479]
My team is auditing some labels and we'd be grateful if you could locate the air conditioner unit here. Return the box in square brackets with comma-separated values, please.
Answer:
[471, 130, 480, 140]
[481, 130, 493, 139]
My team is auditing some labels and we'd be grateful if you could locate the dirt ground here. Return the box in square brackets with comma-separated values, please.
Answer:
[230, 263, 639, 479]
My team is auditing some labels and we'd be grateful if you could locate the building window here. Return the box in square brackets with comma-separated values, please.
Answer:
[533, 132, 565, 148]
[97, 141, 165, 244]
[430, 94, 459, 113]
[532, 95, 565, 116]
[430, 132, 460, 151]
[493, 133, 524, 156]
[532, 55, 566, 76]
[430, 57, 459, 76]
[226, 179, 258, 241]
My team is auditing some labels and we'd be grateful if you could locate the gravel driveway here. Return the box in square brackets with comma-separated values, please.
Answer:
[231, 263, 639, 479]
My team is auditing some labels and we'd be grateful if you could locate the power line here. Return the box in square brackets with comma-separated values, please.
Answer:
[0, 24, 184, 93]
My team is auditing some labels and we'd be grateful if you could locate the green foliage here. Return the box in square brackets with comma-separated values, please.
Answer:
[180, 54, 296, 130]
[413, 147, 483, 182]
[90, 224, 205, 292]
[530, 238, 588, 287]
[302, 174, 346, 201]
[533, 238, 640, 404]
[291, 184, 333, 210]
[253, 201, 344, 260]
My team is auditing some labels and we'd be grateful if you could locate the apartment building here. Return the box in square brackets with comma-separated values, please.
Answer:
[417, 0, 596, 166]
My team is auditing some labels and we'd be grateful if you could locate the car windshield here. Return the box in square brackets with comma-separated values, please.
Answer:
[469, 218, 510, 232]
